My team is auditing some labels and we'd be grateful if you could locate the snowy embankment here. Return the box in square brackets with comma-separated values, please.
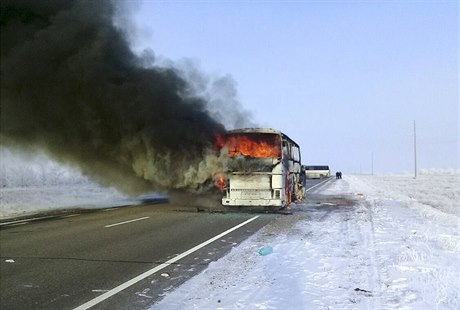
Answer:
[0, 184, 130, 219]
[360, 171, 459, 217]
[151, 174, 459, 310]
[0, 150, 132, 219]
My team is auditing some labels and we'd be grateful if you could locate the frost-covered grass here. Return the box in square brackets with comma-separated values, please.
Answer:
[0, 149, 90, 188]
[359, 171, 459, 216]
[0, 184, 129, 219]
[0, 149, 130, 219]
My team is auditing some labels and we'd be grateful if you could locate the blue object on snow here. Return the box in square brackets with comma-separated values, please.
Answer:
[258, 245, 273, 256]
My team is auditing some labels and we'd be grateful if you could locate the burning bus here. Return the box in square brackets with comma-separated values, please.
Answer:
[218, 128, 304, 208]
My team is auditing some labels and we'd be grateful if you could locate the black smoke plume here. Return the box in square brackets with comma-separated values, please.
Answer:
[0, 0, 239, 194]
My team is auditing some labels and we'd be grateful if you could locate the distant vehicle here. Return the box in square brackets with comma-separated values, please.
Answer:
[218, 128, 304, 208]
[303, 165, 331, 179]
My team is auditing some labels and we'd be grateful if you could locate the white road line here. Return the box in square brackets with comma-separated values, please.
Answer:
[62, 214, 81, 218]
[0, 216, 54, 226]
[10, 222, 28, 227]
[104, 217, 150, 228]
[103, 208, 118, 212]
[305, 177, 332, 193]
[73, 215, 260, 310]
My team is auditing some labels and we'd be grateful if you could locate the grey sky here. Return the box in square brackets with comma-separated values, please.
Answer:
[131, 0, 458, 174]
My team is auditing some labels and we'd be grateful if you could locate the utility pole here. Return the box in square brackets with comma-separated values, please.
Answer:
[414, 120, 417, 179]
[371, 152, 374, 176]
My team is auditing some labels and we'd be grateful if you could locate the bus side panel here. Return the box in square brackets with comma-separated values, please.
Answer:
[271, 173, 283, 191]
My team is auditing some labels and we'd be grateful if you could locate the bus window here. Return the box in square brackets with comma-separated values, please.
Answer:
[226, 133, 281, 158]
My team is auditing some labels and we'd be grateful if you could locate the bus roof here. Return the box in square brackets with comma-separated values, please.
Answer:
[227, 128, 281, 135]
[227, 128, 299, 147]
[304, 165, 330, 170]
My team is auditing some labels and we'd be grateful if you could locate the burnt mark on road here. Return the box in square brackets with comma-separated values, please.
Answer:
[292, 193, 363, 222]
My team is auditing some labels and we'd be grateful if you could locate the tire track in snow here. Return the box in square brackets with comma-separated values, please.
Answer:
[360, 199, 383, 309]
[304, 179, 384, 308]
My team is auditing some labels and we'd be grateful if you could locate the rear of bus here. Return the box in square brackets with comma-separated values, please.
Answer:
[221, 129, 287, 207]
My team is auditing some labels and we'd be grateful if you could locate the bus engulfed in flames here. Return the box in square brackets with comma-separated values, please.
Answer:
[216, 128, 304, 208]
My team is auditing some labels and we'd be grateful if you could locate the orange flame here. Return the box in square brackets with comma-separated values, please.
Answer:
[215, 177, 226, 191]
[213, 172, 226, 191]
[226, 134, 281, 158]
[214, 133, 225, 150]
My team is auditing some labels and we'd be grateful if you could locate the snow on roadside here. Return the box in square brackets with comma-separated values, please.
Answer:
[0, 184, 130, 219]
[0, 149, 133, 219]
[151, 174, 460, 310]
[358, 172, 459, 218]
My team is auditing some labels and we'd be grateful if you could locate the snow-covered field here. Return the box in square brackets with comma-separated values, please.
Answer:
[151, 173, 459, 310]
[0, 150, 132, 219]
[0, 184, 130, 219]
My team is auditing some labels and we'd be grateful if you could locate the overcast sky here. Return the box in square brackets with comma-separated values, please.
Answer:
[131, 0, 458, 174]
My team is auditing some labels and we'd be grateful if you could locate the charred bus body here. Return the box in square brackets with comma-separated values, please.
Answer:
[220, 128, 304, 208]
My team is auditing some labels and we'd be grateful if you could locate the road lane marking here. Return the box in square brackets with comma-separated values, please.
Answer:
[103, 208, 118, 211]
[305, 177, 332, 193]
[104, 217, 150, 228]
[0, 216, 54, 227]
[73, 215, 260, 310]
[62, 214, 81, 218]
[10, 222, 28, 227]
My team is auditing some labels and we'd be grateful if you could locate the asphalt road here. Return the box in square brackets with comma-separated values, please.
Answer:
[0, 178, 328, 310]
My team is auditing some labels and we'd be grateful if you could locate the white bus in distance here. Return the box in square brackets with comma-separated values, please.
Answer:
[303, 165, 331, 179]
[219, 128, 304, 208]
